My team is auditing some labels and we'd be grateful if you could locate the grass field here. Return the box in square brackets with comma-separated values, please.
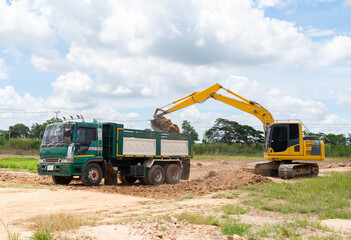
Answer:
[243, 171, 351, 219]
[0, 158, 38, 173]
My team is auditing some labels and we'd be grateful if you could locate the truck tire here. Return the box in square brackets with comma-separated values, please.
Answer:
[140, 177, 149, 185]
[52, 176, 72, 185]
[147, 165, 165, 185]
[165, 164, 181, 184]
[119, 173, 137, 184]
[81, 163, 103, 186]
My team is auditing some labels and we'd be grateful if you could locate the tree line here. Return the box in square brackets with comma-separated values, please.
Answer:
[1, 117, 351, 147]
[0, 118, 57, 140]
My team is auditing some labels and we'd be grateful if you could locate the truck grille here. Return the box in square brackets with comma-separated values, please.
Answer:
[45, 159, 59, 163]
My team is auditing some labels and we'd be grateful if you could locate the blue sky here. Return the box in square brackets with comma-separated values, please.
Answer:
[0, 0, 351, 138]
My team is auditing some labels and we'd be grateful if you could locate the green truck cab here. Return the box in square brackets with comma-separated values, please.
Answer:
[38, 121, 193, 186]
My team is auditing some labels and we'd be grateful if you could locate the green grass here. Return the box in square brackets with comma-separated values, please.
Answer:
[221, 204, 247, 215]
[176, 212, 219, 226]
[220, 219, 251, 235]
[0, 158, 38, 173]
[30, 229, 53, 240]
[212, 191, 240, 199]
[193, 154, 262, 160]
[243, 171, 351, 219]
[176, 195, 194, 201]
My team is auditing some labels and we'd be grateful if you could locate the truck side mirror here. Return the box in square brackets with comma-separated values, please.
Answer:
[64, 130, 72, 137]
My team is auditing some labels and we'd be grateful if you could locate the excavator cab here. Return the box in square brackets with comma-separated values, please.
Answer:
[264, 122, 324, 162]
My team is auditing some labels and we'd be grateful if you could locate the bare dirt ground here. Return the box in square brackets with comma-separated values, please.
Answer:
[1, 157, 351, 239]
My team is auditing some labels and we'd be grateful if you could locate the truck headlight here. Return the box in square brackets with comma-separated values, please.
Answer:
[39, 159, 46, 164]
[61, 158, 73, 163]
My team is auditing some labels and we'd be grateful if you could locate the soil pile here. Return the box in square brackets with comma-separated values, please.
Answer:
[75, 170, 270, 198]
[150, 115, 179, 133]
[0, 169, 269, 199]
[130, 215, 220, 240]
[0, 169, 51, 185]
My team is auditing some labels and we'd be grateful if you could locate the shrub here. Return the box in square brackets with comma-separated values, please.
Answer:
[10, 138, 41, 151]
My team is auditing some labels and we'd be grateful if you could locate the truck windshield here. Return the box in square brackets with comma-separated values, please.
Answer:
[42, 124, 75, 146]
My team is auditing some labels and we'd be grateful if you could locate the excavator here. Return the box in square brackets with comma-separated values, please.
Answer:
[151, 83, 324, 179]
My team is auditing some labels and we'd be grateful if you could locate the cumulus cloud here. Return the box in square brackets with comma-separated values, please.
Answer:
[0, 58, 8, 80]
[0, 0, 350, 134]
[344, 0, 351, 6]
[0, 0, 54, 47]
[337, 88, 351, 107]
[316, 36, 351, 66]
[254, 0, 281, 8]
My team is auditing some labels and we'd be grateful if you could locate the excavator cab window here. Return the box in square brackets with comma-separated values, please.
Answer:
[270, 125, 288, 152]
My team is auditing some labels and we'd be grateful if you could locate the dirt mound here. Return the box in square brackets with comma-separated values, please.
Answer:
[0, 169, 269, 198]
[0, 169, 51, 185]
[71, 170, 270, 198]
[150, 115, 179, 133]
[130, 215, 220, 240]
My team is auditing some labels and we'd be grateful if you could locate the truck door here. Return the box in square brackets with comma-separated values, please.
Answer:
[75, 126, 96, 155]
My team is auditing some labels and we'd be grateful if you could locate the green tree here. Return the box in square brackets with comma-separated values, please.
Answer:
[204, 118, 263, 145]
[0, 129, 9, 138]
[9, 123, 30, 138]
[29, 123, 44, 138]
[324, 133, 347, 145]
[181, 120, 199, 141]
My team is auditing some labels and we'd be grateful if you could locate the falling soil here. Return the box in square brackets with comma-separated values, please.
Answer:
[150, 115, 180, 133]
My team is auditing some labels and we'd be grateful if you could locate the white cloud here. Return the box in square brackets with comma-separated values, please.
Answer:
[0, 0, 351, 134]
[31, 48, 71, 72]
[0, 59, 8, 80]
[337, 88, 351, 107]
[304, 27, 335, 38]
[0, 0, 54, 47]
[255, 0, 281, 8]
[316, 36, 351, 66]
[343, 0, 351, 7]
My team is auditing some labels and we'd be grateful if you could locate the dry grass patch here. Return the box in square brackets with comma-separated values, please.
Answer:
[28, 212, 100, 232]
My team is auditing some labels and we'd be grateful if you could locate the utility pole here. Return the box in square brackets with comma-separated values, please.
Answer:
[54, 111, 61, 119]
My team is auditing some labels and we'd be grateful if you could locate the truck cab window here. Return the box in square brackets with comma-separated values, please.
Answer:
[76, 126, 96, 155]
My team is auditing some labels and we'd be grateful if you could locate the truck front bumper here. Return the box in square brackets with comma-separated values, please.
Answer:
[37, 164, 74, 176]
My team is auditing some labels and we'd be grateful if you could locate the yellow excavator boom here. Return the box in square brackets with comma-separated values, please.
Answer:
[154, 83, 274, 132]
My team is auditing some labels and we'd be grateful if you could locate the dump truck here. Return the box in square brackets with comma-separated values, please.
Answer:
[151, 83, 324, 179]
[37, 121, 193, 186]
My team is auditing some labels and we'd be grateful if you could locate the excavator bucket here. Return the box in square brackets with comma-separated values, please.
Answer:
[151, 115, 180, 133]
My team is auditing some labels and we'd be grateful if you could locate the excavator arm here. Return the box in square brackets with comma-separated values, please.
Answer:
[153, 83, 274, 132]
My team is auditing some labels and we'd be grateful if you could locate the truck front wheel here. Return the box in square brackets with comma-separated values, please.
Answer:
[147, 165, 165, 185]
[165, 164, 181, 184]
[52, 176, 72, 185]
[82, 163, 103, 186]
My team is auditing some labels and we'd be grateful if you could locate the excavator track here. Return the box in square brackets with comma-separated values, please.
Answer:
[243, 161, 319, 179]
[278, 163, 319, 179]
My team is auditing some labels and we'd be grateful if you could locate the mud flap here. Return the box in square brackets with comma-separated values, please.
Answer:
[181, 159, 190, 180]
[105, 164, 118, 186]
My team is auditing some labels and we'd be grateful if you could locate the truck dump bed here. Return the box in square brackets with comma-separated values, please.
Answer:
[102, 123, 193, 159]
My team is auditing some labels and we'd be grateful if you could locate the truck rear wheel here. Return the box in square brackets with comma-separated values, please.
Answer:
[147, 165, 165, 185]
[82, 163, 103, 186]
[52, 176, 72, 185]
[165, 164, 181, 184]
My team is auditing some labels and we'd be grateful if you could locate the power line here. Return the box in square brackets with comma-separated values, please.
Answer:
[0, 111, 53, 113]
